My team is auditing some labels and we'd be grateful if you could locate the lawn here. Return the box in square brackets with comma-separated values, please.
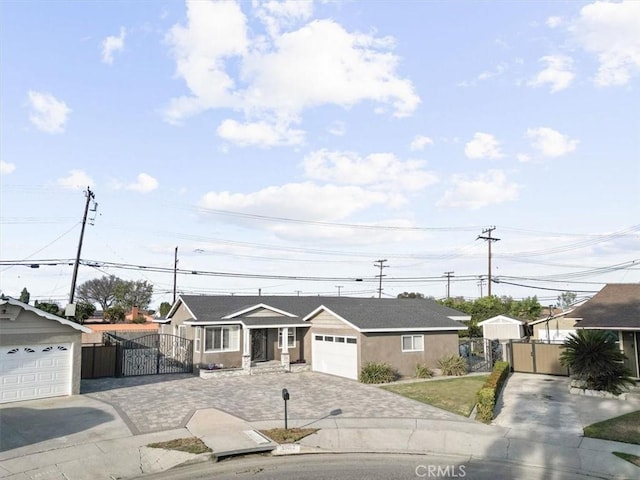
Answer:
[382, 375, 489, 417]
[584, 411, 640, 445]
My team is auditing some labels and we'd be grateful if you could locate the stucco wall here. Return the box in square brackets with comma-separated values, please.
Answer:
[305, 311, 360, 369]
[0, 310, 84, 395]
[532, 317, 577, 340]
[360, 330, 459, 377]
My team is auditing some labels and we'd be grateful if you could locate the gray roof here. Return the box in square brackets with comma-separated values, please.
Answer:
[174, 295, 468, 332]
[572, 284, 640, 330]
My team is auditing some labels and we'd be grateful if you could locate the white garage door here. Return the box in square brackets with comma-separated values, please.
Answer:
[1, 344, 73, 404]
[312, 334, 358, 380]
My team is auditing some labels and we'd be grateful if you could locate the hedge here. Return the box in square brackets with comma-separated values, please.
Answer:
[475, 361, 510, 423]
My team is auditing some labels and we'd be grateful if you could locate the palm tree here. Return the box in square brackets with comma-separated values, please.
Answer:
[560, 329, 635, 395]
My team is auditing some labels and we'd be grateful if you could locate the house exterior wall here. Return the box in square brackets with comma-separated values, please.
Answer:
[0, 311, 83, 395]
[532, 317, 577, 342]
[267, 328, 304, 362]
[359, 331, 459, 377]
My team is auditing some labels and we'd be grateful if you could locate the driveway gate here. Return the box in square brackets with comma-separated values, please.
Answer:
[459, 337, 501, 372]
[105, 333, 193, 377]
[509, 340, 568, 376]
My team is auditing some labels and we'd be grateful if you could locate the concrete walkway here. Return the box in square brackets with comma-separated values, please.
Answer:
[1, 372, 639, 479]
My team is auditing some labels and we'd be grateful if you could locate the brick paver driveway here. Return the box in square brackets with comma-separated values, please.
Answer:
[82, 372, 469, 434]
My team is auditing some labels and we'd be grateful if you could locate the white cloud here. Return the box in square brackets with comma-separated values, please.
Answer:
[217, 118, 305, 147]
[126, 173, 159, 193]
[546, 16, 563, 28]
[101, 27, 126, 65]
[458, 62, 508, 87]
[253, 0, 313, 37]
[0, 161, 16, 175]
[437, 170, 520, 210]
[198, 182, 390, 223]
[516, 153, 531, 163]
[571, 0, 640, 86]
[528, 54, 575, 93]
[27, 91, 71, 134]
[464, 132, 504, 160]
[526, 127, 578, 158]
[410, 135, 433, 151]
[164, 1, 419, 131]
[57, 170, 94, 190]
[303, 149, 438, 193]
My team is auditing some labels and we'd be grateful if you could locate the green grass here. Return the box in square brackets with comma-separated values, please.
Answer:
[147, 437, 212, 454]
[382, 375, 489, 417]
[260, 428, 318, 443]
[613, 451, 640, 467]
[584, 411, 640, 445]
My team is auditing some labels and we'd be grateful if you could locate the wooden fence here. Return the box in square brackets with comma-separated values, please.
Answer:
[81, 344, 117, 379]
[509, 340, 569, 376]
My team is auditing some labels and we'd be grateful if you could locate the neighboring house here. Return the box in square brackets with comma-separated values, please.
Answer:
[156, 295, 469, 380]
[529, 309, 578, 343]
[572, 283, 640, 378]
[124, 305, 155, 323]
[0, 296, 91, 404]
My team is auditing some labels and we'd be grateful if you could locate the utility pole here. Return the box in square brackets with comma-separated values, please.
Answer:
[477, 276, 485, 297]
[335, 285, 343, 297]
[476, 227, 500, 297]
[444, 271, 454, 298]
[374, 259, 388, 299]
[68, 187, 95, 308]
[173, 246, 178, 304]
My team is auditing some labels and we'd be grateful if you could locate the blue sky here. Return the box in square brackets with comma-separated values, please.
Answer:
[1, 0, 639, 309]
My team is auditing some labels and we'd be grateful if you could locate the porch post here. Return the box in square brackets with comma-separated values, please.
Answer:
[281, 327, 290, 370]
[242, 327, 251, 370]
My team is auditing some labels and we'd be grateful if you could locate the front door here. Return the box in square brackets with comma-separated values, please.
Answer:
[622, 331, 639, 378]
[251, 329, 268, 362]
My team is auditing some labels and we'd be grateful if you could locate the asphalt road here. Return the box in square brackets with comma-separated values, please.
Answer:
[136, 453, 610, 480]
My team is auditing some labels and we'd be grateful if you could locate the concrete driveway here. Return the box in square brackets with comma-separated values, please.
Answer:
[80, 371, 473, 435]
[492, 373, 640, 445]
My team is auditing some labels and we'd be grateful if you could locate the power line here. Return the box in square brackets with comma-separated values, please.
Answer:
[374, 259, 389, 298]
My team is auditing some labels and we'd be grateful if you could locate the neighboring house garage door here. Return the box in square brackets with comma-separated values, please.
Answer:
[0, 344, 72, 404]
[312, 334, 358, 380]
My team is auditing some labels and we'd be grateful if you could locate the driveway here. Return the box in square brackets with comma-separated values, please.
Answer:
[81, 371, 472, 434]
[492, 373, 640, 443]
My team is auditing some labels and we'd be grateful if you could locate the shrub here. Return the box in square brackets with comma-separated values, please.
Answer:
[132, 315, 148, 324]
[560, 330, 635, 395]
[438, 354, 468, 376]
[415, 363, 434, 379]
[360, 362, 398, 384]
[475, 361, 510, 423]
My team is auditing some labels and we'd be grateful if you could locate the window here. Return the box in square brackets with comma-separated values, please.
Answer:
[346, 338, 357, 344]
[335, 337, 345, 343]
[324, 336, 334, 342]
[194, 327, 201, 353]
[402, 335, 424, 352]
[278, 328, 296, 349]
[315, 335, 323, 341]
[204, 326, 240, 352]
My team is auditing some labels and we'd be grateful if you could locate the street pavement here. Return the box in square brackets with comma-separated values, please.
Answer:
[1, 372, 639, 479]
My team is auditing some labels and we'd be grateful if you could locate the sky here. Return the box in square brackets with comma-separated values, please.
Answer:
[1, 0, 639, 310]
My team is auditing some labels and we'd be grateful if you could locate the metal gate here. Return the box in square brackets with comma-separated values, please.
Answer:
[459, 337, 501, 372]
[105, 333, 193, 377]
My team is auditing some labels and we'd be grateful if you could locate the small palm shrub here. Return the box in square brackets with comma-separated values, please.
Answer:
[360, 362, 398, 384]
[560, 330, 634, 395]
[415, 363, 434, 379]
[438, 354, 468, 376]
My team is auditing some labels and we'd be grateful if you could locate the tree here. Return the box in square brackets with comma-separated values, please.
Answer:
[509, 296, 542, 321]
[104, 305, 126, 323]
[34, 300, 61, 316]
[74, 302, 96, 324]
[158, 301, 172, 317]
[114, 280, 153, 310]
[76, 275, 122, 311]
[560, 329, 634, 395]
[19, 287, 30, 304]
[557, 291, 577, 310]
[397, 292, 425, 299]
